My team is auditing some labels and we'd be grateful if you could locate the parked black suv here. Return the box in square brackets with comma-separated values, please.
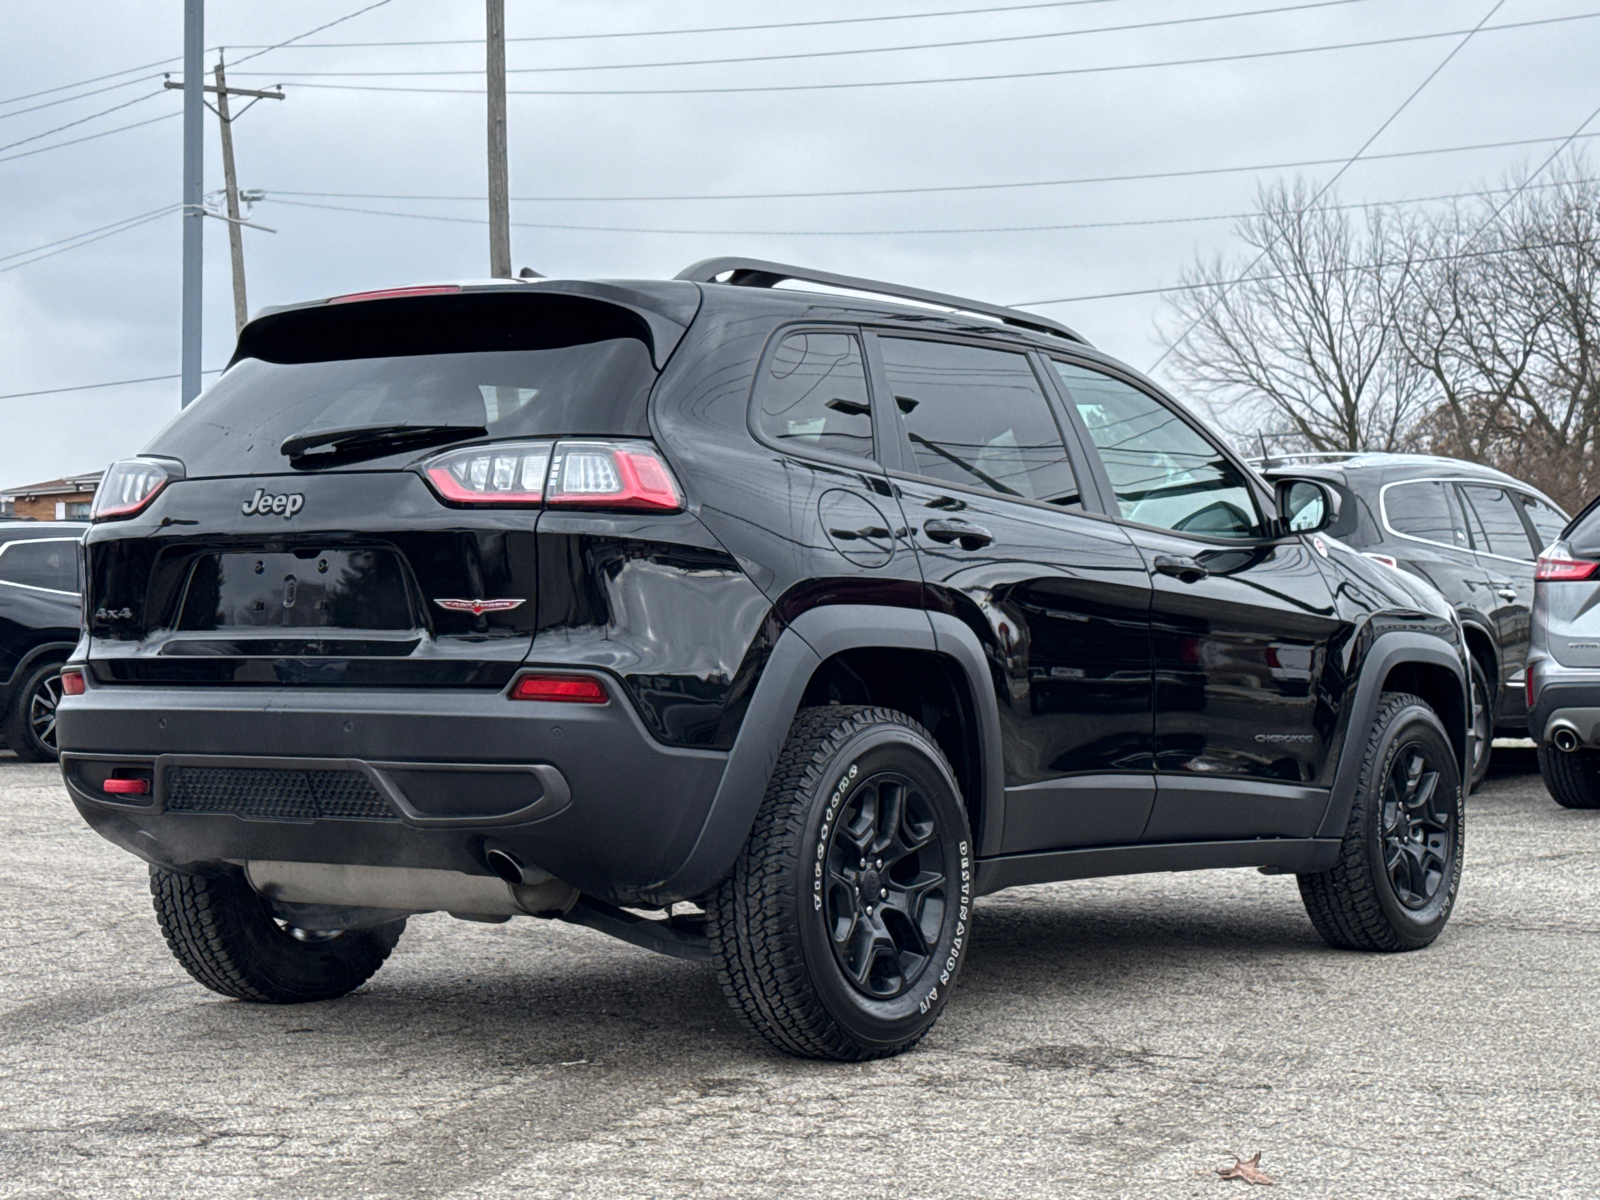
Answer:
[1255, 453, 1566, 790]
[60, 261, 1470, 1060]
[0, 520, 85, 760]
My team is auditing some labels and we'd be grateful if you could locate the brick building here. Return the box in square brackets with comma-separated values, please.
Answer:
[0, 471, 103, 521]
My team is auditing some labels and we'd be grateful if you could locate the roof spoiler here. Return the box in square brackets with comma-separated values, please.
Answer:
[675, 257, 1087, 345]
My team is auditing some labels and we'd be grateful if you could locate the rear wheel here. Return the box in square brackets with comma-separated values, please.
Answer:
[4, 660, 65, 763]
[1298, 693, 1464, 951]
[1466, 658, 1492, 793]
[707, 706, 973, 1061]
[1536, 743, 1600, 809]
[150, 866, 405, 1002]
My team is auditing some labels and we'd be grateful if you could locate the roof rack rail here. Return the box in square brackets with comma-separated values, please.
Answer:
[674, 257, 1087, 345]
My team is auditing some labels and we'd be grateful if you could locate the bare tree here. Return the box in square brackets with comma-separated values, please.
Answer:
[1160, 179, 1433, 453]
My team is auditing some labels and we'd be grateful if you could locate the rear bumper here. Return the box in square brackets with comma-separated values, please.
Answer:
[1527, 659, 1600, 749]
[57, 681, 727, 906]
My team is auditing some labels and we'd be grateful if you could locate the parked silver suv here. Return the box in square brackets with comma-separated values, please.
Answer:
[1528, 495, 1600, 808]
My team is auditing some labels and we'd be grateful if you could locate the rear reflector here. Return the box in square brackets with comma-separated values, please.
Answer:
[329, 285, 462, 304]
[510, 674, 609, 703]
[60, 668, 85, 696]
[102, 777, 150, 797]
[1535, 544, 1600, 581]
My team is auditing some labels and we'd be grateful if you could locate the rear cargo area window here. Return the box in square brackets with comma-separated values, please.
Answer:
[754, 331, 874, 460]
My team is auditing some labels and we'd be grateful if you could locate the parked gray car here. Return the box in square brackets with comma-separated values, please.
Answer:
[1527, 495, 1600, 808]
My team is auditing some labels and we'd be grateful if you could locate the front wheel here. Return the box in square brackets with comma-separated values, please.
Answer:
[4, 660, 65, 762]
[707, 706, 974, 1061]
[1298, 693, 1464, 951]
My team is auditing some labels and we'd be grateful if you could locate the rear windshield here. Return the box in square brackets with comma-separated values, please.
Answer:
[149, 293, 659, 475]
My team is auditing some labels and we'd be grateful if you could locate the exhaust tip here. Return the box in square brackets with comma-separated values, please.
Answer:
[484, 847, 526, 885]
[1552, 724, 1581, 753]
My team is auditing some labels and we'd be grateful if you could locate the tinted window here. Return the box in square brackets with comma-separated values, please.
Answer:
[1461, 485, 1535, 560]
[1384, 480, 1469, 548]
[753, 331, 873, 460]
[1518, 494, 1567, 551]
[880, 338, 1078, 504]
[0, 539, 78, 593]
[1053, 361, 1260, 537]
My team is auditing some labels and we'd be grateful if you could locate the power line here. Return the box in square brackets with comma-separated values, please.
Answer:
[272, 12, 1600, 96]
[0, 90, 165, 154]
[0, 370, 224, 403]
[0, 74, 171, 122]
[234, 0, 1380, 77]
[0, 207, 179, 274]
[0, 204, 179, 264]
[0, 109, 178, 166]
[0, 59, 181, 109]
[271, 130, 1600, 204]
[260, 178, 1596, 238]
[1146, 0, 1509, 373]
[225, 0, 397, 68]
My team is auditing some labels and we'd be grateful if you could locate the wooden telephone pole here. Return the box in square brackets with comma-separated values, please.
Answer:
[486, 0, 511, 278]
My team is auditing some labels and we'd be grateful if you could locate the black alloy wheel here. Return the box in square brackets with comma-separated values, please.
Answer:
[1380, 741, 1453, 909]
[4, 660, 67, 763]
[1467, 659, 1492, 792]
[822, 770, 949, 1000]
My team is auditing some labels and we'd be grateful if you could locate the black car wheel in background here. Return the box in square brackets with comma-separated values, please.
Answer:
[0, 523, 86, 763]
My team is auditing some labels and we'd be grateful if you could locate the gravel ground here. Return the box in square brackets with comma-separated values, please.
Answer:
[2, 748, 1597, 1198]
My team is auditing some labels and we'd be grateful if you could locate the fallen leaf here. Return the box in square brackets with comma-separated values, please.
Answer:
[1217, 1151, 1275, 1186]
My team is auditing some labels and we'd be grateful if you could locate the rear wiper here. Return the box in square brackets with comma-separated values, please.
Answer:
[280, 423, 487, 463]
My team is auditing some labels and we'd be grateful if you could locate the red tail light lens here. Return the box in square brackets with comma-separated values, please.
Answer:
[509, 673, 609, 703]
[546, 441, 683, 512]
[1535, 544, 1600, 581]
[424, 441, 553, 504]
[329, 285, 461, 304]
[92, 459, 171, 520]
[60, 667, 86, 696]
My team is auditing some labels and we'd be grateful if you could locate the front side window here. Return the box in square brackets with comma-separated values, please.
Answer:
[878, 337, 1078, 504]
[1518, 494, 1568, 552]
[1053, 361, 1260, 537]
[753, 331, 873, 460]
[0, 540, 79, 593]
[1460, 485, 1536, 560]
[1384, 480, 1469, 549]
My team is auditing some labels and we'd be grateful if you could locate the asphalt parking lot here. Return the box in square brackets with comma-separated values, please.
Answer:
[2, 748, 1597, 1199]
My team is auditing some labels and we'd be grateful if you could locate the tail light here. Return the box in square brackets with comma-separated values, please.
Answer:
[92, 459, 173, 520]
[420, 439, 682, 512]
[1535, 543, 1600, 581]
[509, 673, 609, 703]
[60, 667, 86, 696]
[329, 285, 461, 304]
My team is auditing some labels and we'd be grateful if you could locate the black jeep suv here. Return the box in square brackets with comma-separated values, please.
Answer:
[60, 260, 1470, 1060]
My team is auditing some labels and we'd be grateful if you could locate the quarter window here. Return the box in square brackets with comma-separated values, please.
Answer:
[1460, 485, 1536, 560]
[1384, 480, 1469, 549]
[1052, 361, 1260, 537]
[879, 338, 1079, 504]
[1517, 494, 1568, 552]
[753, 331, 874, 460]
[0, 540, 79, 593]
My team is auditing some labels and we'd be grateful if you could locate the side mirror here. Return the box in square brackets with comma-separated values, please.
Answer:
[1275, 478, 1339, 535]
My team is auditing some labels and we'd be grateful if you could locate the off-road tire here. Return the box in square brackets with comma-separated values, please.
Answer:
[1467, 658, 1492, 793]
[707, 706, 973, 1061]
[150, 866, 405, 1002]
[1298, 693, 1464, 952]
[4, 659, 64, 763]
[1536, 743, 1600, 809]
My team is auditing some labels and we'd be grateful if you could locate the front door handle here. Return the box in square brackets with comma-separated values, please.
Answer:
[828, 525, 891, 542]
[923, 519, 994, 551]
[1153, 554, 1209, 584]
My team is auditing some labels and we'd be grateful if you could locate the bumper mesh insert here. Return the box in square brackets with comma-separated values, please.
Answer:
[164, 766, 395, 821]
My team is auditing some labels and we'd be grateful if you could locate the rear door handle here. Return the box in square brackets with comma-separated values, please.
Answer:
[1153, 554, 1209, 584]
[1496, 588, 1518, 601]
[923, 519, 994, 551]
[828, 525, 891, 542]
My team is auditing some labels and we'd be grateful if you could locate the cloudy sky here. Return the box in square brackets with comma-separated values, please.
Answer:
[2, 0, 1596, 488]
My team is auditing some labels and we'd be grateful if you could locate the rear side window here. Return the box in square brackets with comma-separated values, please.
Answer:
[0, 539, 79, 594]
[753, 331, 874, 460]
[1383, 480, 1469, 549]
[879, 338, 1079, 504]
[1518, 494, 1567, 551]
[1460, 485, 1536, 560]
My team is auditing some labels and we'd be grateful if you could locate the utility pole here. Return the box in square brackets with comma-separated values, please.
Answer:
[181, 0, 203, 406]
[486, 0, 511, 278]
[214, 61, 248, 334]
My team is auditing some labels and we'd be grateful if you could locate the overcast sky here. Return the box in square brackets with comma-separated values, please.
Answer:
[2, 0, 1596, 487]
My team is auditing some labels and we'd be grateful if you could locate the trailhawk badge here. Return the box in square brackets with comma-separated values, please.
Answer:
[433, 598, 526, 615]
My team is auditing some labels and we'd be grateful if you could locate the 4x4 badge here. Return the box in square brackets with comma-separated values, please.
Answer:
[434, 598, 525, 615]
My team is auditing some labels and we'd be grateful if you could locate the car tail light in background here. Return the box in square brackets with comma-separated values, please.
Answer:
[1363, 553, 1400, 569]
[545, 441, 683, 512]
[509, 673, 609, 703]
[329, 285, 462, 304]
[60, 667, 86, 696]
[92, 459, 172, 520]
[1535, 543, 1600, 581]
[425, 440, 552, 503]
[420, 439, 683, 512]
